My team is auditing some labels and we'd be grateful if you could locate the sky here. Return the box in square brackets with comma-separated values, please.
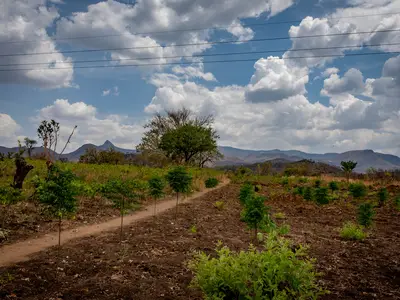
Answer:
[0, 0, 400, 156]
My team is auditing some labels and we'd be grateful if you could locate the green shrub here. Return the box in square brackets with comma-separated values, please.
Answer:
[239, 183, 254, 206]
[349, 183, 367, 199]
[298, 177, 308, 184]
[314, 179, 322, 188]
[293, 186, 304, 196]
[395, 195, 400, 210]
[377, 188, 388, 207]
[214, 201, 225, 210]
[254, 184, 262, 192]
[303, 187, 313, 201]
[274, 212, 286, 219]
[99, 179, 139, 210]
[166, 166, 193, 218]
[205, 177, 219, 188]
[242, 195, 267, 239]
[148, 176, 166, 215]
[281, 176, 289, 186]
[314, 187, 329, 205]
[358, 203, 375, 227]
[340, 222, 367, 241]
[0, 186, 22, 228]
[329, 181, 339, 192]
[188, 233, 326, 299]
[37, 165, 78, 246]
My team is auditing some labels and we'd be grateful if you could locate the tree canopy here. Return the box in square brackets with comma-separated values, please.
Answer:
[137, 107, 222, 166]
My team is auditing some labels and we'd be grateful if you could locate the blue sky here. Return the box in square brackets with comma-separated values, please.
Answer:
[0, 0, 399, 155]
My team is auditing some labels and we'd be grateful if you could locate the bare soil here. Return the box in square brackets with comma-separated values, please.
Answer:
[0, 184, 399, 300]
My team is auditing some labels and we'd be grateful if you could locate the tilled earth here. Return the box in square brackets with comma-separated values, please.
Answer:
[0, 184, 399, 299]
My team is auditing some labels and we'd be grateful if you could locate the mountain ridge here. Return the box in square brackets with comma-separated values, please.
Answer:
[1, 142, 399, 172]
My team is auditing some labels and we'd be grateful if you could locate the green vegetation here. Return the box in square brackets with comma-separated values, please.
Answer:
[340, 222, 367, 241]
[166, 166, 193, 219]
[349, 183, 367, 199]
[314, 187, 329, 205]
[395, 195, 400, 210]
[0, 186, 22, 229]
[188, 233, 325, 299]
[293, 186, 304, 196]
[274, 212, 286, 219]
[377, 188, 388, 207]
[303, 186, 313, 201]
[329, 181, 339, 192]
[214, 201, 225, 210]
[205, 177, 219, 188]
[242, 195, 268, 240]
[238, 183, 254, 206]
[358, 203, 375, 227]
[341, 160, 358, 183]
[314, 179, 322, 188]
[148, 176, 166, 216]
[281, 176, 289, 186]
[36, 165, 78, 246]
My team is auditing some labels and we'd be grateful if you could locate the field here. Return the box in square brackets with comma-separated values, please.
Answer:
[1, 162, 400, 299]
[0, 160, 223, 244]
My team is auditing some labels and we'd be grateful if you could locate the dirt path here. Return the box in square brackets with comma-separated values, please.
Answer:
[0, 181, 229, 267]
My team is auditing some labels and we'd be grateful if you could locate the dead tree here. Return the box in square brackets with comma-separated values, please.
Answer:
[12, 156, 34, 189]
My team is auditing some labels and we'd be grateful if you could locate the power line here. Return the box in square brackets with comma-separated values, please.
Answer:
[1, 11, 399, 45]
[1, 51, 398, 72]
[1, 42, 399, 67]
[1, 28, 399, 58]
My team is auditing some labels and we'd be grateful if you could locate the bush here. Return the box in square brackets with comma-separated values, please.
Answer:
[99, 179, 139, 210]
[281, 176, 289, 186]
[298, 177, 308, 184]
[205, 177, 219, 188]
[329, 181, 339, 192]
[293, 186, 304, 196]
[340, 222, 367, 241]
[377, 188, 388, 207]
[395, 195, 400, 210]
[239, 183, 254, 206]
[148, 176, 166, 215]
[303, 187, 313, 201]
[254, 184, 261, 192]
[314, 179, 322, 188]
[358, 203, 375, 227]
[242, 195, 268, 239]
[314, 187, 329, 205]
[188, 233, 326, 299]
[349, 183, 367, 199]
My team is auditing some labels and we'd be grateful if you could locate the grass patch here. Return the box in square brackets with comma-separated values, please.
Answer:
[340, 222, 367, 241]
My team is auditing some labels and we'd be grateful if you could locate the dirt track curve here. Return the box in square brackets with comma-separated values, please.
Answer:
[0, 181, 229, 267]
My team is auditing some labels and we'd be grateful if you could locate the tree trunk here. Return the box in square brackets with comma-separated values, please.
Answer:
[2, 205, 10, 229]
[12, 157, 34, 189]
[154, 197, 157, 217]
[175, 192, 179, 220]
[58, 216, 62, 247]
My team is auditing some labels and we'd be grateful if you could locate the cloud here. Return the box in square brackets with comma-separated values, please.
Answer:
[321, 68, 365, 96]
[102, 86, 120, 96]
[245, 57, 309, 103]
[55, 0, 295, 72]
[172, 63, 216, 81]
[0, 0, 73, 88]
[322, 67, 339, 77]
[0, 114, 21, 147]
[102, 89, 111, 96]
[36, 99, 144, 151]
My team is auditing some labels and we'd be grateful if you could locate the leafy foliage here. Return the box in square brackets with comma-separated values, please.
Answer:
[166, 166, 193, 195]
[79, 147, 125, 165]
[358, 203, 375, 227]
[99, 179, 139, 211]
[281, 176, 289, 186]
[188, 233, 326, 299]
[37, 165, 77, 218]
[205, 177, 219, 188]
[238, 183, 254, 206]
[303, 187, 313, 201]
[148, 176, 165, 200]
[395, 195, 400, 210]
[314, 187, 329, 205]
[214, 201, 225, 210]
[242, 195, 267, 233]
[377, 188, 388, 207]
[349, 183, 367, 199]
[314, 179, 322, 188]
[293, 186, 304, 196]
[341, 160, 357, 182]
[329, 181, 339, 192]
[0, 186, 22, 207]
[340, 222, 367, 241]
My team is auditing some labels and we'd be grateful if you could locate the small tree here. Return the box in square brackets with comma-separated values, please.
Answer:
[349, 183, 367, 199]
[358, 203, 375, 227]
[242, 195, 267, 241]
[37, 119, 60, 162]
[239, 183, 254, 206]
[377, 188, 388, 207]
[314, 187, 329, 205]
[166, 166, 192, 219]
[24, 137, 37, 158]
[303, 187, 313, 201]
[99, 179, 139, 241]
[341, 161, 357, 183]
[0, 186, 22, 229]
[148, 176, 166, 216]
[329, 181, 339, 193]
[37, 165, 77, 247]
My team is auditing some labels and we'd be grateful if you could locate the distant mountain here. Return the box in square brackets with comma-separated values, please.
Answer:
[218, 146, 400, 172]
[0, 140, 136, 162]
[1, 141, 399, 172]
